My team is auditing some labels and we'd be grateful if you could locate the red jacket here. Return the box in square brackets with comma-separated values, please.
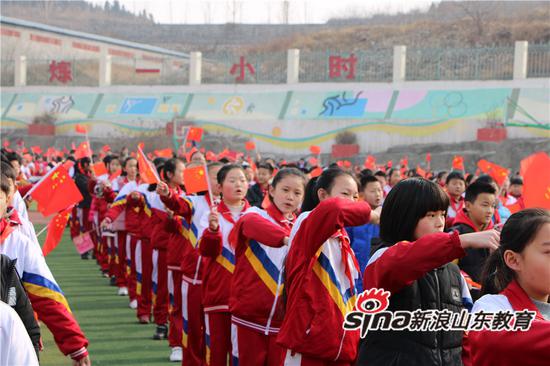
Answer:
[199, 200, 250, 313]
[452, 209, 494, 232]
[465, 280, 550, 366]
[276, 198, 371, 362]
[161, 190, 219, 282]
[105, 181, 147, 237]
[228, 205, 290, 334]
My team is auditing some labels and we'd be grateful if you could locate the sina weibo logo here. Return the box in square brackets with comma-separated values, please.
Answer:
[355, 288, 390, 314]
[343, 288, 391, 338]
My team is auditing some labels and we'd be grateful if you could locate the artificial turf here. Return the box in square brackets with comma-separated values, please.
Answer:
[38, 226, 172, 366]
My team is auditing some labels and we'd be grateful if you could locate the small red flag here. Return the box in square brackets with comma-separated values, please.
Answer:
[74, 141, 92, 160]
[183, 165, 209, 194]
[310, 167, 323, 178]
[426, 153, 432, 163]
[521, 152, 550, 209]
[309, 145, 321, 155]
[31, 146, 42, 155]
[2, 140, 9, 148]
[364, 155, 376, 170]
[477, 159, 510, 186]
[102, 145, 111, 153]
[416, 165, 427, 178]
[42, 206, 73, 256]
[75, 124, 88, 134]
[387, 160, 393, 168]
[137, 144, 160, 184]
[92, 162, 108, 177]
[400, 156, 409, 168]
[452, 156, 465, 171]
[154, 148, 173, 158]
[29, 165, 83, 217]
[23, 153, 33, 162]
[187, 127, 203, 142]
[206, 151, 217, 161]
[343, 160, 352, 168]
[245, 141, 256, 151]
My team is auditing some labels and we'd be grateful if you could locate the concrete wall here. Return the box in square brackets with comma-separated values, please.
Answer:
[2, 79, 548, 155]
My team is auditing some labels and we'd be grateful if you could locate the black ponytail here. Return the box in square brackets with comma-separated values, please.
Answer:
[300, 168, 357, 212]
[480, 208, 550, 295]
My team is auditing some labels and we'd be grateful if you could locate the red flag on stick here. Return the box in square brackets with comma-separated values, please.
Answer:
[309, 145, 321, 155]
[183, 165, 209, 194]
[75, 124, 88, 134]
[521, 152, 550, 209]
[137, 144, 160, 184]
[74, 141, 92, 160]
[42, 206, 73, 256]
[452, 156, 465, 171]
[477, 159, 510, 186]
[27, 165, 83, 217]
[187, 127, 203, 142]
[245, 141, 256, 151]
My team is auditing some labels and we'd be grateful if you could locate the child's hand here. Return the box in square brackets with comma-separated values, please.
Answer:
[165, 208, 174, 219]
[369, 206, 382, 225]
[100, 218, 112, 231]
[283, 236, 289, 246]
[157, 181, 169, 197]
[208, 206, 219, 231]
[459, 230, 500, 252]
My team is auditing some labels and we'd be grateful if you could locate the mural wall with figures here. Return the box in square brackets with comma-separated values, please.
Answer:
[1, 80, 548, 154]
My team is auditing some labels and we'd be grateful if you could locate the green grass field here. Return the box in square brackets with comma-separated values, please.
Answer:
[38, 226, 172, 366]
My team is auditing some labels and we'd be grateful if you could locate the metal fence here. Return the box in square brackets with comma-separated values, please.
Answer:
[406, 46, 515, 81]
[3, 44, 550, 86]
[527, 43, 550, 78]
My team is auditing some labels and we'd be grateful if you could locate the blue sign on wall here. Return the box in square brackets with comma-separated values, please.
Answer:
[119, 98, 158, 115]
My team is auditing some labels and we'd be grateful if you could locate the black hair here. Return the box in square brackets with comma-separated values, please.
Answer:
[271, 167, 306, 190]
[510, 176, 523, 186]
[387, 168, 399, 178]
[103, 155, 120, 166]
[1, 162, 16, 182]
[465, 173, 477, 186]
[301, 168, 357, 212]
[481, 208, 550, 295]
[380, 178, 449, 244]
[257, 163, 275, 174]
[446, 171, 465, 185]
[374, 170, 386, 178]
[217, 164, 246, 185]
[147, 158, 169, 192]
[0, 173, 11, 197]
[121, 157, 137, 177]
[464, 180, 496, 203]
[475, 174, 495, 185]
[436, 171, 448, 180]
[360, 174, 381, 192]
[360, 169, 373, 178]
[6, 152, 22, 165]
[75, 157, 91, 175]
[163, 158, 184, 183]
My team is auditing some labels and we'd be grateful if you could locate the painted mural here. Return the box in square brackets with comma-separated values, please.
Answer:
[1, 85, 548, 153]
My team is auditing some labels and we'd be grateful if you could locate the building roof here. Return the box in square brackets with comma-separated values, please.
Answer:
[0, 16, 189, 59]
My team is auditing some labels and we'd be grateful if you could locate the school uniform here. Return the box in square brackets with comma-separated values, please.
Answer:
[277, 198, 372, 365]
[228, 204, 292, 366]
[466, 280, 550, 366]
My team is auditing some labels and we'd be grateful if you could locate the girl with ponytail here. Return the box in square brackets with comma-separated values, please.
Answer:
[467, 208, 550, 366]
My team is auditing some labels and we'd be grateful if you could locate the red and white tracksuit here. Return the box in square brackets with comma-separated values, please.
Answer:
[0, 219, 89, 361]
[199, 200, 250, 366]
[161, 190, 218, 365]
[465, 279, 550, 366]
[277, 198, 371, 365]
[228, 204, 292, 366]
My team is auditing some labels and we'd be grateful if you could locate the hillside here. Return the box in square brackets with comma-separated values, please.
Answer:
[1, 0, 549, 54]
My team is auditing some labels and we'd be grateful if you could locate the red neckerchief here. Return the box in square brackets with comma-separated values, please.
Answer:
[449, 194, 464, 214]
[266, 203, 295, 233]
[6, 207, 21, 226]
[333, 229, 360, 293]
[218, 200, 250, 225]
[0, 218, 15, 244]
[502, 279, 546, 321]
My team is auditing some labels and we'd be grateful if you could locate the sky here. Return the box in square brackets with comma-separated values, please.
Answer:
[89, 0, 439, 24]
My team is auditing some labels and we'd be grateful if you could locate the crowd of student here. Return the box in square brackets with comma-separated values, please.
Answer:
[0, 145, 548, 366]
